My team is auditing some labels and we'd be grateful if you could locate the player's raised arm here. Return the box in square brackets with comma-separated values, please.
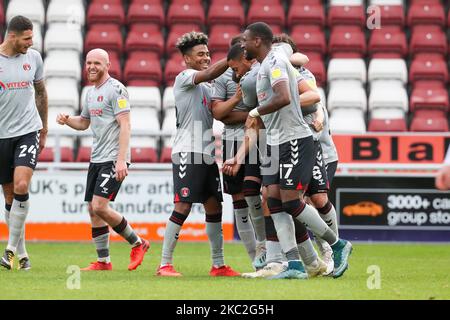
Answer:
[56, 114, 90, 130]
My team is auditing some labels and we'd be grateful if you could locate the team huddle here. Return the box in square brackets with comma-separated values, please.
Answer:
[1, 15, 352, 279]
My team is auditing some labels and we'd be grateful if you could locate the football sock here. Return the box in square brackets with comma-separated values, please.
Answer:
[205, 213, 225, 267]
[265, 216, 284, 263]
[233, 200, 256, 261]
[317, 201, 339, 237]
[112, 217, 141, 246]
[293, 219, 318, 266]
[7, 194, 29, 253]
[243, 180, 266, 242]
[161, 211, 187, 265]
[92, 226, 110, 263]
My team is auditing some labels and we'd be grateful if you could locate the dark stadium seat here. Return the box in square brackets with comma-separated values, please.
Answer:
[165, 24, 201, 57]
[131, 147, 158, 163]
[124, 51, 162, 86]
[374, 4, 405, 27]
[208, 24, 241, 54]
[87, 2, 125, 26]
[368, 26, 407, 58]
[76, 147, 92, 163]
[84, 24, 123, 54]
[407, 1, 446, 27]
[160, 147, 172, 163]
[409, 53, 448, 84]
[290, 25, 326, 57]
[410, 25, 447, 57]
[127, 0, 165, 27]
[125, 23, 164, 57]
[164, 55, 187, 86]
[329, 25, 366, 58]
[207, 1, 245, 27]
[327, 4, 365, 28]
[167, 1, 205, 28]
[287, 2, 325, 28]
[368, 118, 408, 132]
[246, 1, 285, 30]
[410, 110, 449, 132]
[410, 81, 449, 112]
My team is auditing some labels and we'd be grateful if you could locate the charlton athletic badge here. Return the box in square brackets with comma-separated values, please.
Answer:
[23, 63, 31, 71]
[181, 187, 190, 198]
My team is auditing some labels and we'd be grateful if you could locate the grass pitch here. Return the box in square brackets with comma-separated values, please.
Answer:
[0, 242, 449, 300]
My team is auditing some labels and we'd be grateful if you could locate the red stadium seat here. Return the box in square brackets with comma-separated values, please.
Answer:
[329, 26, 366, 58]
[87, 2, 125, 26]
[38, 148, 54, 162]
[410, 25, 447, 57]
[127, 0, 164, 26]
[368, 119, 407, 132]
[328, 5, 365, 28]
[85, 25, 123, 54]
[124, 51, 162, 86]
[165, 24, 201, 57]
[409, 53, 448, 84]
[167, 2, 205, 28]
[207, 2, 245, 27]
[368, 26, 407, 58]
[208, 25, 241, 54]
[290, 25, 326, 57]
[164, 55, 187, 86]
[160, 147, 172, 163]
[131, 147, 158, 163]
[407, 2, 446, 27]
[302, 52, 326, 87]
[287, 2, 325, 28]
[91, 0, 123, 4]
[410, 82, 449, 112]
[372, 5, 405, 27]
[246, 2, 285, 30]
[76, 147, 92, 162]
[210, 50, 227, 64]
[125, 23, 164, 57]
[410, 110, 449, 132]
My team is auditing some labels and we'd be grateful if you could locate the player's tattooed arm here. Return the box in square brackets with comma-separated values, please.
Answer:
[34, 80, 48, 152]
[193, 58, 228, 84]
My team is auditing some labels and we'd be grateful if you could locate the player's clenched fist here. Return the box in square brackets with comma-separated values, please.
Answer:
[222, 157, 241, 177]
[56, 113, 70, 125]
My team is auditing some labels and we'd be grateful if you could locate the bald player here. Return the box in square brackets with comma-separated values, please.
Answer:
[0, 16, 48, 271]
[56, 48, 149, 271]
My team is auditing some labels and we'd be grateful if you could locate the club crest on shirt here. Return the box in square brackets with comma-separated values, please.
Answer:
[23, 63, 31, 71]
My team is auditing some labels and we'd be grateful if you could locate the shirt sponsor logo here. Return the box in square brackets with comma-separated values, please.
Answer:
[90, 109, 103, 116]
[0, 81, 32, 92]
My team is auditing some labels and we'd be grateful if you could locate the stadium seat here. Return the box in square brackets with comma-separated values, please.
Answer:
[84, 24, 123, 55]
[162, 108, 177, 136]
[328, 58, 367, 84]
[246, 2, 285, 30]
[290, 25, 327, 57]
[368, 26, 407, 58]
[287, 2, 325, 28]
[367, 3, 405, 27]
[47, 0, 85, 27]
[160, 147, 172, 163]
[6, 0, 45, 25]
[369, 81, 408, 113]
[409, 25, 447, 57]
[327, 4, 365, 27]
[44, 51, 81, 82]
[368, 58, 408, 84]
[76, 137, 92, 162]
[328, 26, 366, 58]
[207, 1, 245, 27]
[410, 82, 449, 112]
[167, 1, 205, 28]
[123, 51, 162, 86]
[164, 55, 187, 86]
[44, 23, 83, 54]
[409, 53, 448, 84]
[127, 86, 161, 110]
[368, 118, 407, 132]
[407, 1, 446, 27]
[46, 78, 79, 111]
[125, 23, 164, 57]
[410, 110, 449, 132]
[303, 53, 326, 87]
[39, 137, 75, 162]
[131, 146, 158, 163]
[131, 108, 160, 132]
[31, 24, 43, 53]
[162, 87, 176, 110]
[0, 2, 4, 29]
[166, 24, 201, 56]
[329, 108, 366, 133]
[328, 81, 367, 113]
[86, 2, 125, 26]
[208, 25, 241, 54]
[127, 0, 165, 27]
